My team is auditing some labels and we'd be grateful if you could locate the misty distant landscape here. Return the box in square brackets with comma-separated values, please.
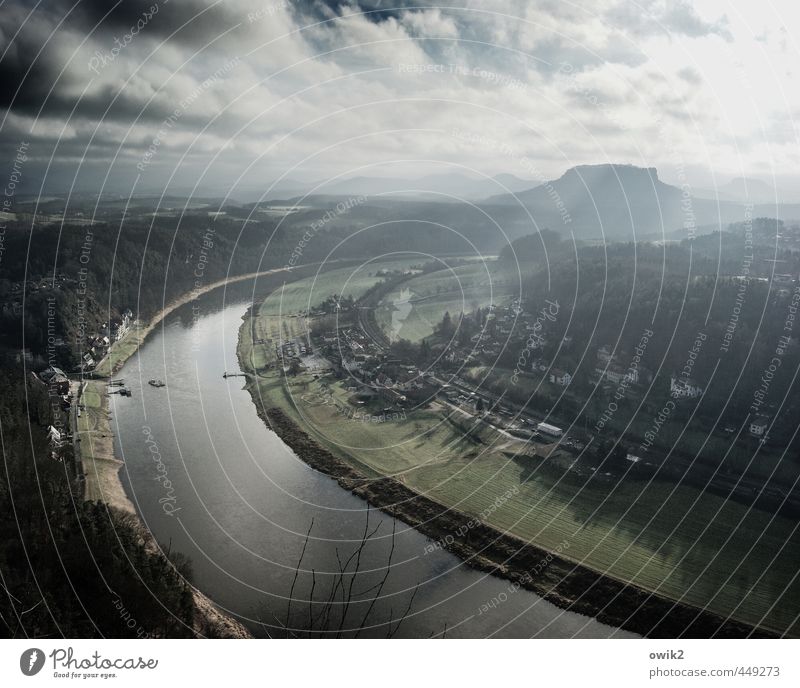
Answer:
[1, 0, 799, 655]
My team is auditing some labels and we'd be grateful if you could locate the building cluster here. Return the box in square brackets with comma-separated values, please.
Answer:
[304, 293, 780, 452]
[445, 301, 558, 367]
[669, 375, 703, 399]
[32, 365, 74, 461]
[315, 326, 432, 406]
[593, 345, 644, 386]
[80, 308, 133, 370]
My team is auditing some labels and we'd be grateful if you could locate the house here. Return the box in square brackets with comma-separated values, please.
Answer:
[40, 366, 70, 394]
[108, 309, 133, 342]
[110, 319, 127, 341]
[670, 375, 703, 399]
[596, 346, 614, 364]
[537, 422, 563, 438]
[749, 415, 769, 438]
[46, 425, 64, 447]
[549, 368, 572, 386]
[594, 346, 640, 385]
[597, 363, 638, 385]
[378, 386, 406, 404]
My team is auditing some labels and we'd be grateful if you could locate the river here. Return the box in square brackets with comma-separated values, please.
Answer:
[112, 282, 633, 638]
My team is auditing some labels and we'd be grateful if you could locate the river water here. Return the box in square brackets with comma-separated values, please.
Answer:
[111, 283, 633, 638]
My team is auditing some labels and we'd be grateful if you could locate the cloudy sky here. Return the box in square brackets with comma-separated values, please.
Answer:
[1, 0, 798, 198]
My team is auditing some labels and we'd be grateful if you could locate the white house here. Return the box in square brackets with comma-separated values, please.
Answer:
[47, 425, 63, 447]
[537, 422, 563, 438]
[549, 369, 572, 386]
[749, 415, 769, 438]
[670, 375, 703, 399]
[597, 364, 638, 385]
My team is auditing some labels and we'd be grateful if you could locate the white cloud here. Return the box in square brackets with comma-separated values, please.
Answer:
[1, 0, 798, 191]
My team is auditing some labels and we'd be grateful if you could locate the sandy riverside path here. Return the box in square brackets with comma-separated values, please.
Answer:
[83, 262, 328, 639]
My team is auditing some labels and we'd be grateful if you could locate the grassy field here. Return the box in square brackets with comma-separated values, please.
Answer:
[411, 449, 800, 635]
[239, 279, 800, 637]
[240, 259, 424, 373]
[260, 259, 424, 315]
[375, 260, 527, 342]
[251, 372, 493, 476]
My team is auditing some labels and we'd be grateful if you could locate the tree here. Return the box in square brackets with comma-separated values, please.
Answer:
[272, 511, 420, 639]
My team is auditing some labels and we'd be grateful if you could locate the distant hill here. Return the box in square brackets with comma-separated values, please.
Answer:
[264, 171, 537, 202]
[483, 163, 767, 240]
[693, 177, 800, 205]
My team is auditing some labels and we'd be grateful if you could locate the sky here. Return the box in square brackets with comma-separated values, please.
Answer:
[1, 0, 799, 198]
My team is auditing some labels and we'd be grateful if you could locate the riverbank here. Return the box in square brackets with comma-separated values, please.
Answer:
[75, 379, 135, 512]
[77, 377, 251, 637]
[74, 265, 319, 638]
[94, 264, 322, 378]
[250, 403, 773, 639]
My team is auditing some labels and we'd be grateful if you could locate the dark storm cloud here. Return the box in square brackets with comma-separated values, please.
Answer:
[73, 0, 245, 48]
[294, 0, 410, 24]
[0, 0, 795, 196]
[0, 0, 240, 114]
[0, 26, 67, 111]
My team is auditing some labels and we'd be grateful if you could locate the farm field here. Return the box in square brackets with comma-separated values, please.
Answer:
[411, 450, 800, 636]
[375, 260, 528, 342]
[239, 278, 800, 637]
[240, 258, 424, 372]
[250, 371, 494, 478]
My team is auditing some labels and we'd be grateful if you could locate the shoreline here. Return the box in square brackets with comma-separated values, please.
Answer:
[78, 260, 774, 639]
[77, 264, 319, 639]
[248, 404, 774, 639]
[234, 296, 776, 639]
[94, 264, 318, 378]
[78, 385, 252, 637]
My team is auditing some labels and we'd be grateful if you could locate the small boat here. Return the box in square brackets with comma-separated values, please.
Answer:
[148, 379, 165, 388]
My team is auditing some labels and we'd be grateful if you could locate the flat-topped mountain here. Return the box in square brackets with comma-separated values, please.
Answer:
[484, 163, 780, 239]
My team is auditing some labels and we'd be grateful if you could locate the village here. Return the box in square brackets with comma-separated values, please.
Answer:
[257, 295, 627, 485]
[24, 300, 137, 505]
[240, 273, 800, 521]
[265, 286, 782, 458]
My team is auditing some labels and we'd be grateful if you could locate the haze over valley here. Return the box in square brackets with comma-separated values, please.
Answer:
[2, 0, 800, 659]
